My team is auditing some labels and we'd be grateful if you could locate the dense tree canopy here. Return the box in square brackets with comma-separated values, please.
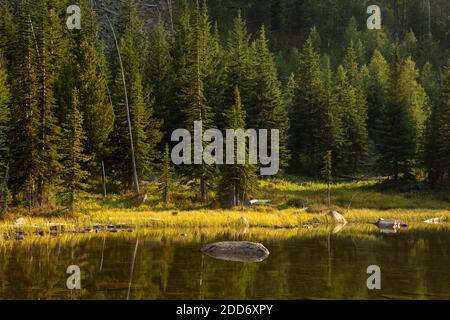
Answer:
[0, 0, 448, 212]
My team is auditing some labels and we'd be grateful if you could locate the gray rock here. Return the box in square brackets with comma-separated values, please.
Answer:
[201, 241, 269, 262]
[374, 218, 407, 229]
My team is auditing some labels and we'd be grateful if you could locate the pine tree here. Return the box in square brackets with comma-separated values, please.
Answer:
[0, 53, 10, 211]
[61, 89, 89, 212]
[9, 0, 62, 207]
[72, 1, 114, 166]
[110, 0, 162, 189]
[159, 144, 173, 206]
[218, 87, 257, 207]
[424, 59, 450, 186]
[33, 0, 65, 206]
[377, 47, 417, 183]
[366, 50, 390, 145]
[321, 150, 332, 209]
[420, 62, 440, 108]
[147, 19, 174, 142]
[333, 66, 362, 174]
[177, 0, 216, 202]
[289, 29, 328, 176]
[251, 26, 290, 170]
[222, 10, 254, 129]
[321, 55, 343, 174]
[342, 43, 368, 173]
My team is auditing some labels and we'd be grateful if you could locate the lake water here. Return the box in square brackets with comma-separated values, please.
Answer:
[0, 224, 449, 300]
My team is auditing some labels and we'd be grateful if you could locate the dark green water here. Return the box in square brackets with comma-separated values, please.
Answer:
[0, 226, 449, 300]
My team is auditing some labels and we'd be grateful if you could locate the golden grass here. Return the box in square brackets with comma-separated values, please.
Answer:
[1, 206, 449, 236]
[1, 176, 449, 234]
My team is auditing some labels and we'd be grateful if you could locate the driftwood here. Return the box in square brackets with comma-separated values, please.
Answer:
[200, 241, 270, 262]
[424, 217, 447, 224]
[327, 211, 347, 224]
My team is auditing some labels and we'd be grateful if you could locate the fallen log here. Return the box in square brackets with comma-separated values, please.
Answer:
[424, 217, 447, 224]
[327, 211, 347, 224]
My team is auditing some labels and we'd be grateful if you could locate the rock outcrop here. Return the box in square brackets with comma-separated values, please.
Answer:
[200, 241, 270, 262]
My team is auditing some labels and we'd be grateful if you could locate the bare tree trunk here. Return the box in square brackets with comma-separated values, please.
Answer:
[101, 161, 107, 198]
[127, 238, 139, 300]
[106, 14, 140, 194]
[200, 175, 207, 202]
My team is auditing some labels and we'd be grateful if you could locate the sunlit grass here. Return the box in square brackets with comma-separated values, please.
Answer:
[1, 176, 449, 236]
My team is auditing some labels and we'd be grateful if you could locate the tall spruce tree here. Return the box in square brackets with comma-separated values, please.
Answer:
[72, 1, 114, 166]
[289, 29, 328, 176]
[110, 0, 162, 189]
[0, 53, 10, 197]
[159, 144, 173, 206]
[251, 26, 290, 170]
[34, 0, 66, 205]
[342, 43, 368, 172]
[222, 10, 254, 129]
[321, 55, 343, 174]
[424, 59, 450, 186]
[366, 50, 390, 145]
[9, 0, 62, 207]
[218, 87, 256, 207]
[377, 47, 417, 183]
[178, 0, 216, 201]
[147, 19, 174, 142]
[61, 89, 89, 212]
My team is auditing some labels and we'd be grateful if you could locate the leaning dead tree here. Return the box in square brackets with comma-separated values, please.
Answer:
[105, 14, 140, 194]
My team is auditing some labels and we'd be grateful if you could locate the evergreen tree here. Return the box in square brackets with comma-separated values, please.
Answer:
[9, 0, 62, 207]
[420, 62, 440, 108]
[377, 47, 417, 183]
[218, 87, 256, 207]
[110, 0, 162, 189]
[333, 66, 362, 174]
[321, 55, 343, 174]
[61, 89, 89, 212]
[33, 0, 65, 205]
[178, 0, 216, 201]
[289, 29, 328, 177]
[251, 26, 290, 170]
[366, 50, 390, 145]
[342, 43, 368, 172]
[0, 53, 10, 208]
[424, 59, 450, 186]
[159, 144, 173, 206]
[399, 56, 430, 160]
[147, 19, 174, 142]
[222, 10, 254, 129]
[72, 1, 114, 166]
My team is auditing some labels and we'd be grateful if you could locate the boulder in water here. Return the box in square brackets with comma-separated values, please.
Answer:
[374, 218, 407, 229]
[200, 241, 269, 262]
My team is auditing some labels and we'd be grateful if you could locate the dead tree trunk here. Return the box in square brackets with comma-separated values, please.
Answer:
[106, 14, 140, 194]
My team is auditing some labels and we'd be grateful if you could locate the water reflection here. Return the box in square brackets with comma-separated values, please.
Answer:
[0, 224, 448, 300]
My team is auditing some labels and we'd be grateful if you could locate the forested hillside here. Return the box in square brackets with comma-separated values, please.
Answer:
[0, 0, 448, 212]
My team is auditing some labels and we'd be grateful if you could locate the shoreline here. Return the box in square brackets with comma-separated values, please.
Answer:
[1, 208, 449, 241]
